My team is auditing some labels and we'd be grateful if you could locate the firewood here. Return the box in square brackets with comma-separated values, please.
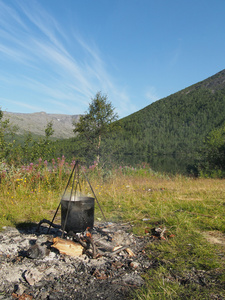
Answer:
[95, 240, 114, 252]
[112, 245, 123, 252]
[95, 241, 124, 253]
[51, 237, 84, 257]
[36, 219, 61, 232]
[125, 247, 135, 257]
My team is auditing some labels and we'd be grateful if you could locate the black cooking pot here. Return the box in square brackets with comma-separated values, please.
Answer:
[61, 196, 95, 233]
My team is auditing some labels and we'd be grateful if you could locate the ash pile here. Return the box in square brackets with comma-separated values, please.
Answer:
[0, 222, 153, 300]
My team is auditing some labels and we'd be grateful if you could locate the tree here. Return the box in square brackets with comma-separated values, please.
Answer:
[73, 91, 118, 164]
[198, 124, 225, 177]
[28, 121, 55, 162]
[0, 109, 18, 162]
[0, 109, 8, 159]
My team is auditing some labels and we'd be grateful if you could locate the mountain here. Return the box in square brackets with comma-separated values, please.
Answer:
[115, 69, 225, 160]
[3, 69, 225, 173]
[3, 111, 80, 139]
[183, 69, 225, 92]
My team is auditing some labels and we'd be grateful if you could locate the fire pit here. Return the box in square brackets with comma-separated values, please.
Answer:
[0, 162, 154, 299]
[0, 222, 153, 299]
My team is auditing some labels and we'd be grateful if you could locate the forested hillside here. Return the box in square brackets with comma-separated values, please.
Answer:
[3, 69, 224, 174]
[113, 69, 225, 159]
[54, 70, 225, 168]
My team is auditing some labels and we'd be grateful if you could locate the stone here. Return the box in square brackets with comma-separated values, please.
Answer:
[121, 274, 145, 286]
[24, 269, 44, 285]
[14, 283, 26, 295]
[129, 261, 140, 269]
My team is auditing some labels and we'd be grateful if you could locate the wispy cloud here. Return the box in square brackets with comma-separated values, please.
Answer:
[145, 87, 159, 103]
[0, 97, 43, 112]
[0, 0, 132, 117]
[168, 39, 182, 69]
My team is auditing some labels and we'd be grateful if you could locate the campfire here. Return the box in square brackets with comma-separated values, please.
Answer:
[0, 162, 154, 299]
[0, 222, 153, 299]
[35, 160, 130, 259]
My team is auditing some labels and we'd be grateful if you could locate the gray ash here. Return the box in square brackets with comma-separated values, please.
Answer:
[0, 223, 153, 300]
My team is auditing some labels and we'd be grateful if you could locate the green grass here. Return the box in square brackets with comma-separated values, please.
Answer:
[0, 162, 224, 299]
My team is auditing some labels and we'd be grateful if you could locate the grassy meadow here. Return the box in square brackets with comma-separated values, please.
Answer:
[0, 158, 224, 299]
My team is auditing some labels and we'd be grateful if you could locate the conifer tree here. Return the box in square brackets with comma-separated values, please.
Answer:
[73, 92, 118, 164]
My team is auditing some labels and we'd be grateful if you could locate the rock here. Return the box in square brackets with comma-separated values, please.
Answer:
[24, 269, 44, 285]
[129, 261, 140, 269]
[121, 274, 145, 286]
[26, 235, 52, 259]
[14, 283, 26, 295]
[26, 243, 49, 259]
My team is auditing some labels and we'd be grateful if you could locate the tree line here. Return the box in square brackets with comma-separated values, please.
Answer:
[1, 89, 225, 177]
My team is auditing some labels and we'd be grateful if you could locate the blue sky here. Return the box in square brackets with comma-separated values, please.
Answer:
[0, 0, 225, 118]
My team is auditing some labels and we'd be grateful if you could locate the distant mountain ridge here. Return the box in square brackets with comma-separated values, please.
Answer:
[3, 111, 80, 139]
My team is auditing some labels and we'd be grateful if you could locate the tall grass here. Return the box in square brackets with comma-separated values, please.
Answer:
[0, 158, 224, 299]
[0, 157, 73, 227]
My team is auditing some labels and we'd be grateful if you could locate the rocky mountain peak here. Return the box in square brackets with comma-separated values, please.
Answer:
[3, 111, 81, 139]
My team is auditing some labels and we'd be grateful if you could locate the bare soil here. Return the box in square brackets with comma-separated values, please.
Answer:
[203, 231, 225, 247]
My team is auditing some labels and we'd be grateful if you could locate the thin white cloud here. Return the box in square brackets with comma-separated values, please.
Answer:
[0, 0, 133, 117]
[0, 1, 28, 32]
[16, 0, 69, 51]
[145, 87, 159, 103]
[0, 97, 42, 112]
[168, 40, 182, 69]
[113, 90, 137, 117]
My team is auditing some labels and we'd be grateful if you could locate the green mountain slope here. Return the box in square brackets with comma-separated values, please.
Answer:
[51, 69, 225, 174]
[115, 69, 225, 159]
